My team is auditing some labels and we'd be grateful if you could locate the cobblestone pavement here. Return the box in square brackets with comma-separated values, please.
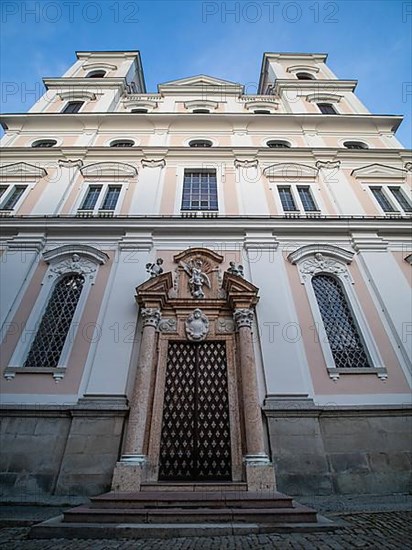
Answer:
[0, 511, 411, 549]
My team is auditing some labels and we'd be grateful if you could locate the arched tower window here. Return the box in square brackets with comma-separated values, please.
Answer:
[311, 274, 371, 369]
[24, 274, 85, 369]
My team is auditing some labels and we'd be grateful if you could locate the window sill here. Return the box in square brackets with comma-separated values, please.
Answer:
[327, 367, 387, 382]
[3, 366, 66, 382]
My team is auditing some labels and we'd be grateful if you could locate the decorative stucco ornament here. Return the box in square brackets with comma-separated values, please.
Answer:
[185, 309, 209, 341]
[300, 253, 346, 279]
[49, 254, 96, 279]
[158, 318, 177, 333]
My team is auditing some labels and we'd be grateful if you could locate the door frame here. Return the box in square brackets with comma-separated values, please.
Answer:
[146, 332, 243, 483]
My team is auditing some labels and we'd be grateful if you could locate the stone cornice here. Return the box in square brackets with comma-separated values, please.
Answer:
[135, 272, 173, 309]
[223, 272, 259, 310]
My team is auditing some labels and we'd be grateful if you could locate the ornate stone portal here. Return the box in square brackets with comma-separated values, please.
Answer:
[111, 248, 276, 493]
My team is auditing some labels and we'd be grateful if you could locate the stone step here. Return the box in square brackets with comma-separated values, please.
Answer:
[90, 490, 295, 509]
[63, 505, 317, 524]
[140, 482, 248, 492]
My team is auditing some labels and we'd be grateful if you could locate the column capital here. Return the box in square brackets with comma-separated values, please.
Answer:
[141, 307, 161, 328]
[234, 308, 254, 329]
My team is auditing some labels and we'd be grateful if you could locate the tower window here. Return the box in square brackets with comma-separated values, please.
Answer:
[267, 140, 291, 148]
[131, 109, 148, 113]
[188, 140, 213, 148]
[181, 170, 218, 211]
[296, 72, 315, 80]
[254, 110, 271, 114]
[24, 274, 85, 369]
[32, 139, 57, 148]
[86, 70, 106, 78]
[62, 101, 84, 114]
[317, 103, 337, 115]
[109, 139, 135, 148]
[343, 141, 368, 150]
[192, 109, 210, 114]
[312, 274, 371, 369]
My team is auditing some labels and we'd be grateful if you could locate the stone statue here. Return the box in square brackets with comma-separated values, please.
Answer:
[180, 259, 211, 299]
[227, 261, 244, 277]
[146, 258, 164, 278]
[185, 308, 209, 341]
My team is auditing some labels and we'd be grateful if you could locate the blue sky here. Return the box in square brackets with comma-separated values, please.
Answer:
[1, 0, 411, 146]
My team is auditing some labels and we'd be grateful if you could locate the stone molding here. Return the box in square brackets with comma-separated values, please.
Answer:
[141, 158, 166, 168]
[316, 160, 341, 170]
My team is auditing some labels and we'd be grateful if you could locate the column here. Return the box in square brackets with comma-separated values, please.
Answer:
[111, 307, 160, 492]
[234, 308, 277, 491]
[121, 307, 161, 460]
[234, 308, 267, 461]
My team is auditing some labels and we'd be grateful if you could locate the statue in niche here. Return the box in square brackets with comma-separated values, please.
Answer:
[227, 261, 244, 277]
[179, 259, 211, 299]
[146, 258, 164, 278]
[185, 308, 209, 341]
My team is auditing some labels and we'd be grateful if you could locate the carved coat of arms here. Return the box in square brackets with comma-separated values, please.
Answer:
[185, 309, 209, 341]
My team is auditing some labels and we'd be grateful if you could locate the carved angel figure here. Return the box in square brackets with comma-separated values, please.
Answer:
[180, 259, 211, 299]
[227, 261, 244, 277]
[146, 258, 164, 278]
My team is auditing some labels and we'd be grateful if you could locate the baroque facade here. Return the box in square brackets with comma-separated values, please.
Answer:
[0, 50, 411, 500]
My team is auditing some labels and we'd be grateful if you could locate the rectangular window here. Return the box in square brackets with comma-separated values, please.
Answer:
[317, 103, 337, 115]
[0, 186, 27, 210]
[278, 186, 297, 211]
[181, 170, 218, 211]
[100, 186, 121, 210]
[370, 187, 396, 212]
[389, 187, 412, 213]
[62, 101, 84, 114]
[0, 186, 7, 200]
[297, 186, 318, 211]
[80, 186, 102, 210]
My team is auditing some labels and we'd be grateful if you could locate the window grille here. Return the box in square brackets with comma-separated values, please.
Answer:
[312, 274, 371, 369]
[181, 170, 218, 211]
[278, 186, 297, 211]
[24, 274, 85, 368]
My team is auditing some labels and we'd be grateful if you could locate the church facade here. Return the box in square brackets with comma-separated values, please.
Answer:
[0, 50, 411, 500]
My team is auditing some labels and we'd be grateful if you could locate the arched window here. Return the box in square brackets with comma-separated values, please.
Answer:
[109, 139, 135, 148]
[312, 274, 371, 369]
[32, 139, 57, 148]
[188, 140, 213, 148]
[24, 274, 85, 369]
[296, 72, 315, 80]
[86, 70, 106, 78]
[343, 141, 369, 150]
[267, 140, 291, 148]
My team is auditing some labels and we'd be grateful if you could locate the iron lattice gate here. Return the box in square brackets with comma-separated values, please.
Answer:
[159, 341, 232, 481]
